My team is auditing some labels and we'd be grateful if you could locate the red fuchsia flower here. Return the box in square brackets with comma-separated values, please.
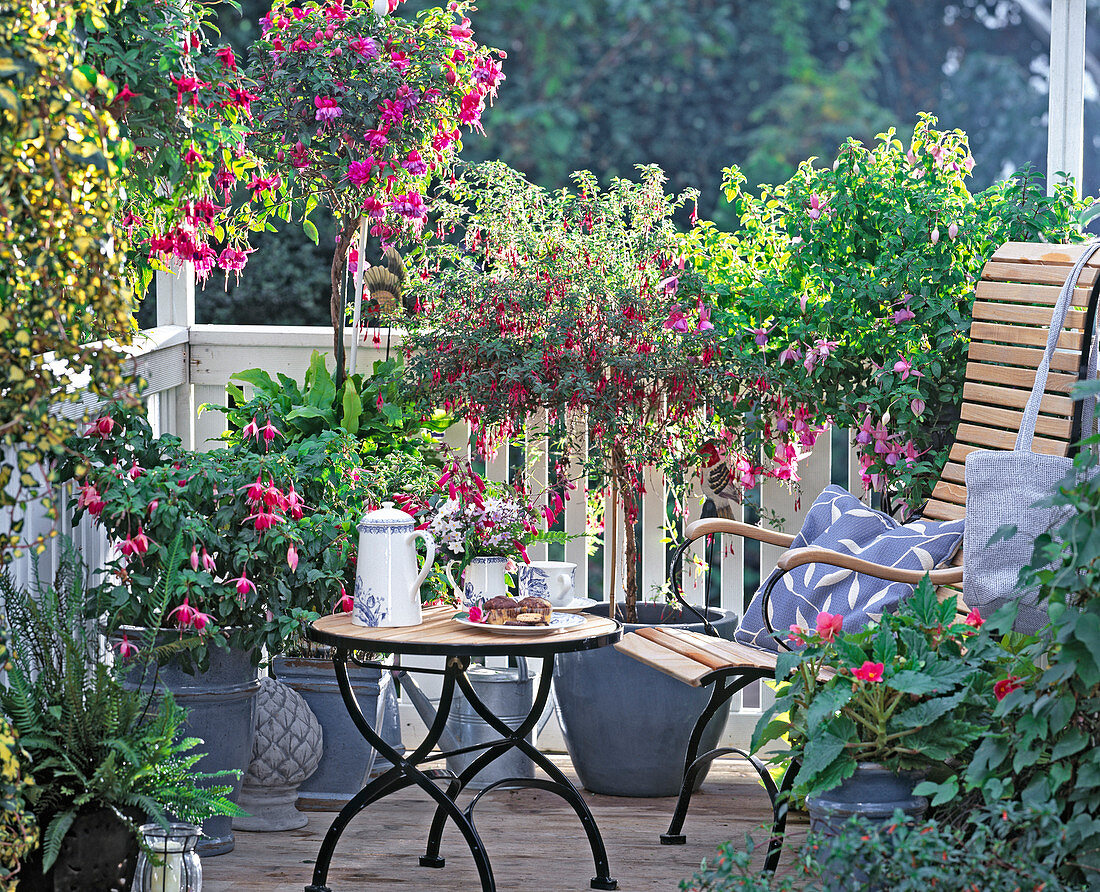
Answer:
[116, 633, 139, 661]
[201, 548, 216, 572]
[852, 660, 885, 683]
[285, 484, 305, 520]
[287, 544, 299, 572]
[214, 166, 236, 197]
[93, 415, 115, 437]
[389, 50, 411, 71]
[468, 605, 483, 623]
[788, 624, 806, 647]
[77, 482, 106, 516]
[234, 570, 256, 599]
[964, 608, 984, 629]
[314, 96, 342, 123]
[379, 98, 404, 126]
[246, 473, 265, 503]
[181, 145, 203, 165]
[339, 586, 353, 614]
[364, 126, 389, 149]
[217, 247, 250, 274]
[248, 510, 283, 532]
[170, 73, 205, 107]
[807, 193, 826, 220]
[290, 140, 310, 169]
[261, 419, 281, 443]
[457, 91, 483, 128]
[215, 44, 237, 70]
[120, 527, 150, 557]
[362, 195, 386, 218]
[225, 87, 259, 116]
[994, 675, 1023, 701]
[816, 611, 843, 642]
[116, 83, 139, 107]
[168, 595, 199, 628]
[242, 417, 260, 439]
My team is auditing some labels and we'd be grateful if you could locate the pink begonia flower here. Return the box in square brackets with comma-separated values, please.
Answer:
[964, 608, 984, 629]
[852, 661, 885, 683]
[117, 633, 139, 661]
[893, 355, 923, 380]
[910, 397, 926, 417]
[234, 570, 256, 598]
[339, 586, 353, 614]
[994, 675, 1022, 701]
[468, 605, 484, 623]
[788, 625, 806, 647]
[815, 611, 843, 642]
[314, 96, 342, 122]
[807, 193, 826, 220]
[287, 544, 299, 572]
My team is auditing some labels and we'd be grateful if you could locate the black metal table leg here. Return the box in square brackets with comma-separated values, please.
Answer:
[422, 654, 617, 891]
[307, 651, 495, 892]
[662, 671, 767, 845]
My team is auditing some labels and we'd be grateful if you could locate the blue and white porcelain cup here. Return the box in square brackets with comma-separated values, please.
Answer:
[518, 561, 576, 607]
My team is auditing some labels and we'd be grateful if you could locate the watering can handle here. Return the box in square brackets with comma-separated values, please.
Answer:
[407, 530, 436, 601]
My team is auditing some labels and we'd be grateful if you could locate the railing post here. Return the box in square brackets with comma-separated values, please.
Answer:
[1047, 0, 1087, 193]
[155, 265, 195, 447]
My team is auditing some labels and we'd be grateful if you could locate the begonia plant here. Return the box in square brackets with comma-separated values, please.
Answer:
[402, 162, 728, 622]
[246, 0, 503, 383]
[686, 114, 1087, 515]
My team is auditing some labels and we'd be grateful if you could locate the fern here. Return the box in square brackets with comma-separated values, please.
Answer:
[0, 542, 240, 871]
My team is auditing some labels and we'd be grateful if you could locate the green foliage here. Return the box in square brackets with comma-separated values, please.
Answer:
[0, 0, 135, 560]
[953, 422, 1100, 882]
[62, 404, 327, 668]
[687, 115, 1088, 513]
[0, 636, 37, 890]
[681, 803, 1083, 892]
[0, 543, 239, 872]
[754, 577, 1029, 799]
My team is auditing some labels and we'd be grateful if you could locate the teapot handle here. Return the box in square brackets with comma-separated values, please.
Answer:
[407, 530, 436, 601]
[444, 559, 462, 593]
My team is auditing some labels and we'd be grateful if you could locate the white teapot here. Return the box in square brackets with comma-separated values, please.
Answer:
[353, 502, 435, 627]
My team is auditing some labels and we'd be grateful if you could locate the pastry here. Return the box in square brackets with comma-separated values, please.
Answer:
[482, 596, 520, 625]
[515, 597, 552, 623]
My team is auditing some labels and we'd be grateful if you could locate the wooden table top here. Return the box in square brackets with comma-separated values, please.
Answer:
[309, 606, 622, 657]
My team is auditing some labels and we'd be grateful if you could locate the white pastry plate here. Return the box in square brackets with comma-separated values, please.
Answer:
[453, 612, 587, 634]
[553, 597, 599, 613]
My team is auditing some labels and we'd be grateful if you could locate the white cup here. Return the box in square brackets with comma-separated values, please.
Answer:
[518, 561, 576, 607]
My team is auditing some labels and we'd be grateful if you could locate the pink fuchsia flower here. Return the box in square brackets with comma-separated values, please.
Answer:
[815, 611, 843, 642]
[190, 545, 200, 572]
[215, 45, 237, 71]
[116, 633, 139, 661]
[246, 473, 264, 503]
[120, 526, 151, 557]
[964, 608, 984, 629]
[348, 36, 379, 58]
[363, 195, 386, 218]
[403, 149, 428, 176]
[807, 193, 826, 220]
[77, 483, 105, 516]
[347, 159, 374, 186]
[468, 605, 484, 623]
[170, 73, 205, 107]
[787, 624, 806, 647]
[893, 355, 923, 380]
[242, 417, 259, 440]
[657, 275, 679, 294]
[892, 306, 916, 324]
[339, 586, 353, 614]
[248, 510, 283, 532]
[201, 548, 216, 572]
[234, 570, 256, 599]
[285, 484, 305, 519]
[457, 91, 484, 127]
[752, 327, 771, 347]
[663, 304, 690, 333]
[963, 155, 975, 173]
[778, 344, 802, 366]
[116, 83, 139, 107]
[852, 660, 885, 683]
[364, 126, 389, 150]
[218, 247, 250, 273]
[910, 397, 926, 417]
[390, 192, 426, 220]
[314, 96, 342, 123]
[930, 227, 940, 245]
[994, 675, 1022, 700]
[948, 221, 959, 240]
[168, 595, 199, 628]
[93, 415, 116, 437]
[696, 302, 715, 332]
[261, 419, 281, 443]
[287, 544, 299, 572]
[905, 148, 919, 166]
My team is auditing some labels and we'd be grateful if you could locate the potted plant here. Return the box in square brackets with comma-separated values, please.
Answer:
[62, 402, 328, 852]
[0, 642, 37, 890]
[402, 161, 737, 795]
[245, 0, 504, 385]
[750, 576, 1027, 850]
[0, 542, 238, 889]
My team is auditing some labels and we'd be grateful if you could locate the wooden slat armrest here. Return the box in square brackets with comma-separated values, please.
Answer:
[684, 517, 796, 549]
[775, 547, 965, 586]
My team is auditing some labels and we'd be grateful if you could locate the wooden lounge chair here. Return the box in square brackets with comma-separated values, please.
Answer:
[614, 241, 1100, 871]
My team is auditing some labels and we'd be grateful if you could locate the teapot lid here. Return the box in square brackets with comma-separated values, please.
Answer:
[358, 501, 415, 532]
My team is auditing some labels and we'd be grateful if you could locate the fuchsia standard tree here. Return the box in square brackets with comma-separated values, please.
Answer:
[247, 0, 503, 385]
[403, 162, 729, 622]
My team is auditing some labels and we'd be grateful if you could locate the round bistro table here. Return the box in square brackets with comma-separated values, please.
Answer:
[303, 605, 622, 892]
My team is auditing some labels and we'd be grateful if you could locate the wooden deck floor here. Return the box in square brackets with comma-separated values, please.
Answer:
[205, 757, 806, 892]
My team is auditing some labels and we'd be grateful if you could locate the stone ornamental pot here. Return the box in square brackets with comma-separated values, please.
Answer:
[124, 640, 259, 856]
[272, 655, 404, 809]
[553, 603, 738, 797]
[234, 676, 323, 831]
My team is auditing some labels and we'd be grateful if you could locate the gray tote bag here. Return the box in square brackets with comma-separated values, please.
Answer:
[963, 241, 1100, 633]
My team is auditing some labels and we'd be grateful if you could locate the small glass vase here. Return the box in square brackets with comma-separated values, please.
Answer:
[133, 823, 203, 892]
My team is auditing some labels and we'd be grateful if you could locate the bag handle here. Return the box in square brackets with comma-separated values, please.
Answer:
[1068, 266, 1100, 454]
[1016, 241, 1100, 453]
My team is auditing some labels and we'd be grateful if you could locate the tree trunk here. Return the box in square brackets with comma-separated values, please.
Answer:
[331, 215, 359, 389]
[622, 489, 638, 624]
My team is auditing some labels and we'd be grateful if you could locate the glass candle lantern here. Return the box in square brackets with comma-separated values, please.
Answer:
[133, 823, 202, 892]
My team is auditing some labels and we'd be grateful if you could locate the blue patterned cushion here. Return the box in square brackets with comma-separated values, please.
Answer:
[734, 485, 964, 652]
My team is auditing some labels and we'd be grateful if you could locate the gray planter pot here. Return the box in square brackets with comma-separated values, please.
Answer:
[271, 656, 404, 809]
[125, 643, 259, 856]
[806, 763, 929, 836]
[553, 602, 739, 797]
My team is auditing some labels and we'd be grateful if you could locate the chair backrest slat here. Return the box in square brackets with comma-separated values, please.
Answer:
[923, 242, 1100, 523]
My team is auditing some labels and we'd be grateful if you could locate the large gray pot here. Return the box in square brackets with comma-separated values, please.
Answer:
[553, 603, 738, 797]
[272, 656, 404, 809]
[126, 644, 259, 856]
[806, 763, 928, 836]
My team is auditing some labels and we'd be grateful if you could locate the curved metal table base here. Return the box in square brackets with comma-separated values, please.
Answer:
[306, 651, 617, 892]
